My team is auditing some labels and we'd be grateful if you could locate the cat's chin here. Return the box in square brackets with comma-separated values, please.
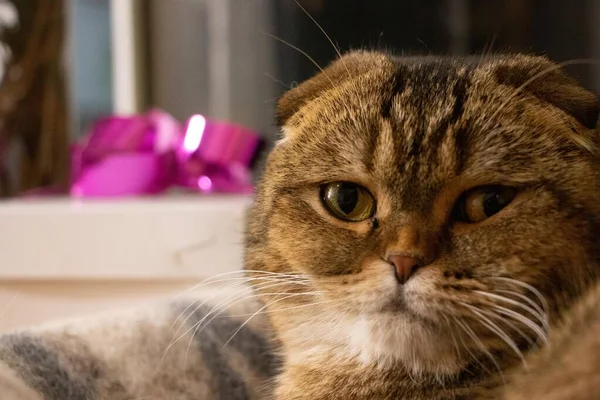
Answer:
[347, 313, 465, 377]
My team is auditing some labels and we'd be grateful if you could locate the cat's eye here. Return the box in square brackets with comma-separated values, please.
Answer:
[454, 186, 516, 223]
[320, 182, 375, 222]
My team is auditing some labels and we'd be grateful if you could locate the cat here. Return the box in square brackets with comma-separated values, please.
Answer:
[244, 50, 600, 399]
[0, 51, 599, 400]
[0, 286, 279, 399]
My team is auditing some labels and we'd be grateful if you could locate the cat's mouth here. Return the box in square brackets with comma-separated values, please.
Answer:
[376, 290, 440, 327]
[379, 290, 410, 312]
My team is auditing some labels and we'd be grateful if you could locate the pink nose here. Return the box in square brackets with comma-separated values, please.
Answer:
[387, 254, 423, 284]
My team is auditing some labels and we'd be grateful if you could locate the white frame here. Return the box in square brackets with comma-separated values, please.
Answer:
[109, 0, 144, 115]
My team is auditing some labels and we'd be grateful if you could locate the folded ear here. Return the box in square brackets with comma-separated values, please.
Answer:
[276, 51, 387, 127]
[495, 57, 600, 130]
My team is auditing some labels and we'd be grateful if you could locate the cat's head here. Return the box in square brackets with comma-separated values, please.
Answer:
[245, 51, 600, 377]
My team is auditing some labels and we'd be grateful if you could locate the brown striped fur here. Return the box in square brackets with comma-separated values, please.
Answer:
[245, 51, 600, 399]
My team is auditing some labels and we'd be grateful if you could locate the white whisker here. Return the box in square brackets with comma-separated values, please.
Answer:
[452, 320, 490, 374]
[167, 280, 291, 372]
[491, 305, 549, 346]
[183, 286, 323, 352]
[169, 276, 304, 335]
[168, 279, 250, 333]
[460, 302, 527, 368]
[222, 291, 324, 349]
[227, 299, 336, 318]
[292, 0, 349, 79]
[181, 289, 265, 373]
[454, 317, 504, 382]
[183, 289, 323, 370]
[174, 280, 295, 347]
[478, 308, 536, 348]
[169, 275, 309, 333]
[474, 290, 548, 332]
[489, 277, 549, 316]
[494, 289, 547, 323]
[172, 270, 309, 299]
[442, 315, 463, 362]
[261, 31, 334, 87]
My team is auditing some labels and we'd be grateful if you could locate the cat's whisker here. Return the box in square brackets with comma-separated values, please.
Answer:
[226, 299, 337, 318]
[453, 317, 503, 381]
[171, 271, 309, 312]
[243, 270, 311, 279]
[477, 34, 498, 67]
[182, 286, 324, 353]
[474, 290, 548, 332]
[169, 270, 310, 302]
[182, 290, 324, 371]
[489, 277, 549, 316]
[221, 291, 326, 349]
[168, 276, 309, 333]
[261, 31, 334, 87]
[490, 305, 549, 346]
[477, 308, 537, 349]
[264, 72, 293, 89]
[180, 288, 272, 373]
[168, 280, 292, 366]
[157, 284, 257, 375]
[291, 0, 350, 78]
[442, 315, 464, 364]
[493, 289, 547, 325]
[168, 279, 253, 333]
[173, 279, 299, 347]
[161, 290, 258, 370]
[460, 302, 528, 368]
[447, 327, 463, 370]
[220, 291, 284, 351]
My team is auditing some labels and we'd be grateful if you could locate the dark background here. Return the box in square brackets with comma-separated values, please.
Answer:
[274, 0, 598, 96]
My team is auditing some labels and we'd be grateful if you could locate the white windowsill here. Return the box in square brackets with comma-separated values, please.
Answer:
[0, 195, 252, 280]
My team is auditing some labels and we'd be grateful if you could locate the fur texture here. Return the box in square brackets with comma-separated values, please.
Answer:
[245, 51, 600, 399]
[1, 51, 599, 400]
[0, 287, 278, 399]
[499, 281, 600, 399]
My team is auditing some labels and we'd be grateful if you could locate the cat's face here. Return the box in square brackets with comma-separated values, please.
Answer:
[245, 51, 600, 376]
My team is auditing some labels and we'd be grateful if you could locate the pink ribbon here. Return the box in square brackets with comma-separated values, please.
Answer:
[67, 109, 262, 197]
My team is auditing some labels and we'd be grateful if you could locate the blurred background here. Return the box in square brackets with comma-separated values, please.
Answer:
[0, 0, 599, 330]
[0, 0, 599, 196]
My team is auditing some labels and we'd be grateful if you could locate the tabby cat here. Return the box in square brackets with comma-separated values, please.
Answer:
[245, 50, 600, 399]
[0, 51, 599, 399]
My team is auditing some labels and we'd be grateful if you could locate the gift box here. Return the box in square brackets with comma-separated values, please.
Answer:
[25, 110, 264, 198]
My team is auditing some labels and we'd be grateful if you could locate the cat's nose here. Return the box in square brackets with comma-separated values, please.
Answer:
[387, 254, 423, 284]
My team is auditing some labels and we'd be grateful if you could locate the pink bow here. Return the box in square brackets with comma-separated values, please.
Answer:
[67, 109, 262, 197]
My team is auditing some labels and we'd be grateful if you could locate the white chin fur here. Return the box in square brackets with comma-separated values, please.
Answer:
[347, 314, 463, 377]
